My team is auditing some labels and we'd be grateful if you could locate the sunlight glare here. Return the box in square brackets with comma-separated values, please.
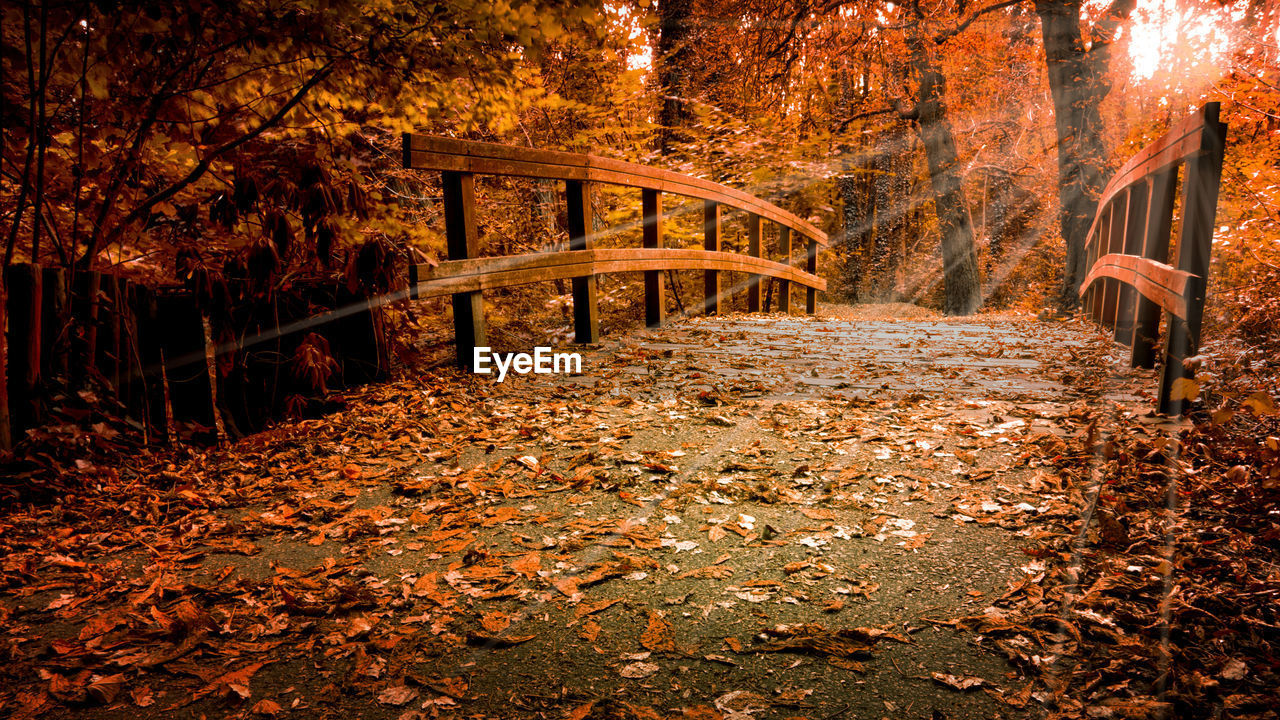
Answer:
[1126, 0, 1235, 85]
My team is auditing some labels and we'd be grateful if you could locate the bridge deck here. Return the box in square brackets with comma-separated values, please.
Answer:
[2, 308, 1135, 719]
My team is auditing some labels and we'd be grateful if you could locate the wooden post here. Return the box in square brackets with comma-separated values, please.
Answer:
[1114, 183, 1150, 346]
[443, 171, 487, 368]
[1090, 207, 1108, 322]
[777, 225, 792, 314]
[703, 201, 721, 315]
[642, 189, 665, 328]
[201, 315, 227, 443]
[1082, 234, 1096, 319]
[1101, 196, 1127, 330]
[158, 291, 214, 429]
[5, 263, 42, 436]
[40, 267, 68, 384]
[73, 270, 101, 389]
[567, 179, 599, 343]
[747, 214, 761, 313]
[805, 238, 818, 315]
[1160, 104, 1225, 415]
[1131, 170, 1176, 369]
[97, 275, 122, 394]
[130, 284, 164, 441]
[115, 278, 133, 405]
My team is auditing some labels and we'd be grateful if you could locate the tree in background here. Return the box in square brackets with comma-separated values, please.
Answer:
[895, 19, 983, 315]
[1, 0, 602, 274]
[1033, 0, 1136, 309]
[656, 0, 698, 155]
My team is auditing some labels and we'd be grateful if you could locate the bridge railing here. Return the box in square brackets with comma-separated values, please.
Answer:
[402, 135, 828, 367]
[1080, 103, 1226, 414]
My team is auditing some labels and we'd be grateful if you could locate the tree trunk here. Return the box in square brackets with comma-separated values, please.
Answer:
[905, 41, 982, 315]
[1034, 0, 1135, 309]
[837, 154, 873, 302]
[656, 0, 695, 155]
[871, 131, 911, 302]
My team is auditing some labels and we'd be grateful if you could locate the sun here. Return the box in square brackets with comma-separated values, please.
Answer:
[1123, 0, 1239, 87]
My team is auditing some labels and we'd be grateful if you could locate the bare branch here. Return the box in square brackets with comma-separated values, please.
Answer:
[836, 106, 899, 132]
[83, 61, 338, 267]
[934, 0, 1025, 44]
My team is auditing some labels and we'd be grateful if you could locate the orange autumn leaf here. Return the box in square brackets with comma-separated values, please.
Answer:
[640, 611, 675, 652]
[480, 611, 511, 634]
[510, 552, 541, 579]
[251, 699, 283, 716]
[579, 618, 602, 643]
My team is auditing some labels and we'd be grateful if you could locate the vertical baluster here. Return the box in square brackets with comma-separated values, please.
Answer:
[1160, 104, 1225, 414]
[40, 267, 68, 384]
[747, 214, 761, 313]
[777, 225, 791, 314]
[1102, 193, 1128, 330]
[1131, 170, 1176, 369]
[805, 239, 817, 315]
[703, 201, 721, 315]
[643, 189, 665, 328]
[1082, 231, 1095, 318]
[98, 274, 122, 394]
[443, 171, 487, 368]
[566, 179, 599, 343]
[1091, 206, 1110, 322]
[1114, 181, 1150, 346]
[4, 263, 42, 436]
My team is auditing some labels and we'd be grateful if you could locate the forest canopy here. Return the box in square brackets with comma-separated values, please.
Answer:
[2, 0, 1278, 334]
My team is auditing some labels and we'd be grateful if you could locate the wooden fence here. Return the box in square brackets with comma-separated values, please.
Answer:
[402, 135, 829, 366]
[2, 266, 388, 450]
[1079, 102, 1227, 414]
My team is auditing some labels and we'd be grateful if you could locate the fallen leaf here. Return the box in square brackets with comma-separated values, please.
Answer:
[1244, 391, 1276, 415]
[480, 611, 511, 634]
[620, 661, 660, 678]
[931, 672, 986, 691]
[377, 684, 419, 706]
[86, 673, 126, 704]
[579, 618, 602, 643]
[251, 699, 283, 716]
[640, 611, 676, 652]
[1221, 658, 1248, 681]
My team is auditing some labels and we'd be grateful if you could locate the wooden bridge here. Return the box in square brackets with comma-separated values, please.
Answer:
[402, 104, 1226, 412]
[401, 134, 829, 364]
[0, 107, 1226, 451]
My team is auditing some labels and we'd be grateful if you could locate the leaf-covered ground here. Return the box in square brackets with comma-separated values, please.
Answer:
[2, 306, 1276, 719]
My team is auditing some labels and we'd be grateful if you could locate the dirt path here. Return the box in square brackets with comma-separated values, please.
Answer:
[0, 306, 1114, 720]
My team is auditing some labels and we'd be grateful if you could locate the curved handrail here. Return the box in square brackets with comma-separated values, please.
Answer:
[1081, 104, 1222, 257]
[401, 133, 829, 366]
[1081, 253, 1192, 319]
[404, 135, 828, 247]
[410, 248, 825, 299]
[1077, 102, 1226, 413]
